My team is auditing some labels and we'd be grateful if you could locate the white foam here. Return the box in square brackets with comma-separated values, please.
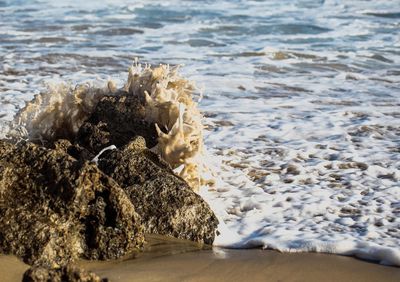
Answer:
[91, 145, 117, 164]
[198, 90, 400, 266]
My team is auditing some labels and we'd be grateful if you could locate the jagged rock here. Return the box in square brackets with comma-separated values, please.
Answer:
[73, 94, 219, 244]
[76, 94, 158, 154]
[0, 140, 144, 268]
[97, 140, 219, 245]
[0, 91, 219, 282]
[52, 139, 95, 162]
[23, 264, 107, 282]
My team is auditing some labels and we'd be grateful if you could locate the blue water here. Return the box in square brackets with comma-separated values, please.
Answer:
[0, 1, 399, 93]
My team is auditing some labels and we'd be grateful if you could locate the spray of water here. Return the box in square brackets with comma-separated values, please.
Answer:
[8, 62, 213, 190]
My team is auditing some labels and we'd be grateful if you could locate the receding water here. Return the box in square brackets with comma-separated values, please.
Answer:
[1, 0, 400, 265]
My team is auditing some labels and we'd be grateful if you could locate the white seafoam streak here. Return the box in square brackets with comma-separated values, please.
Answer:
[198, 78, 400, 266]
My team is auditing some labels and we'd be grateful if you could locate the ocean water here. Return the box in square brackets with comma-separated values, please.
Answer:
[1, 0, 400, 266]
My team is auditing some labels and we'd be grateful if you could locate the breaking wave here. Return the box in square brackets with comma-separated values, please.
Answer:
[7, 62, 212, 190]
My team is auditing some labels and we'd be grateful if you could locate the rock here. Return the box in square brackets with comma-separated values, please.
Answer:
[65, 91, 219, 244]
[0, 140, 144, 268]
[97, 140, 219, 245]
[76, 94, 159, 154]
[52, 139, 95, 161]
[23, 264, 107, 282]
[0, 90, 219, 282]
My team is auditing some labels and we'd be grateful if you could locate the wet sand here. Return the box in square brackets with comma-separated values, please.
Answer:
[0, 255, 30, 282]
[2, 235, 400, 282]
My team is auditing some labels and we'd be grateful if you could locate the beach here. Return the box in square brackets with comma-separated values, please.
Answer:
[2, 235, 400, 282]
[0, 0, 399, 278]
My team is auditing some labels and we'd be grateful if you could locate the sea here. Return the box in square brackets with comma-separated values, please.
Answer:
[0, 0, 399, 266]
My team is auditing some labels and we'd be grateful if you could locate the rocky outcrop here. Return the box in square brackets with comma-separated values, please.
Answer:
[97, 139, 219, 245]
[23, 264, 107, 282]
[0, 92, 218, 281]
[75, 94, 218, 244]
[0, 140, 144, 268]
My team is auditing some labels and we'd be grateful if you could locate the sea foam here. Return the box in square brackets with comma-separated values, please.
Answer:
[8, 63, 211, 190]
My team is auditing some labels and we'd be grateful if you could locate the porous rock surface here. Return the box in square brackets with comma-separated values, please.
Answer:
[0, 140, 144, 268]
[76, 94, 159, 154]
[76, 94, 219, 244]
[97, 138, 219, 245]
[0, 93, 218, 281]
[23, 264, 107, 282]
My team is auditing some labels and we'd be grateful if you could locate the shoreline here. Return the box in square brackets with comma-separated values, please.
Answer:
[2, 235, 399, 282]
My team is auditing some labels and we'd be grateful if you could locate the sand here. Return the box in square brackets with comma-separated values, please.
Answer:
[0, 255, 30, 282]
[1, 235, 399, 282]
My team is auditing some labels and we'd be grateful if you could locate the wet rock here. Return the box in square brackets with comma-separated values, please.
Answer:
[23, 264, 107, 282]
[52, 139, 95, 161]
[97, 140, 219, 245]
[0, 140, 144, 268]
[71, 92, 219, 244]
[76, 94, 158, 154]
[0, 91, 219, 282]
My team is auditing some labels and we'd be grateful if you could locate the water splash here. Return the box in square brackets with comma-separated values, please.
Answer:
[124, 62, 212, 190]
[7, 62, 212, 190]
[9, 83, 109, 143]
